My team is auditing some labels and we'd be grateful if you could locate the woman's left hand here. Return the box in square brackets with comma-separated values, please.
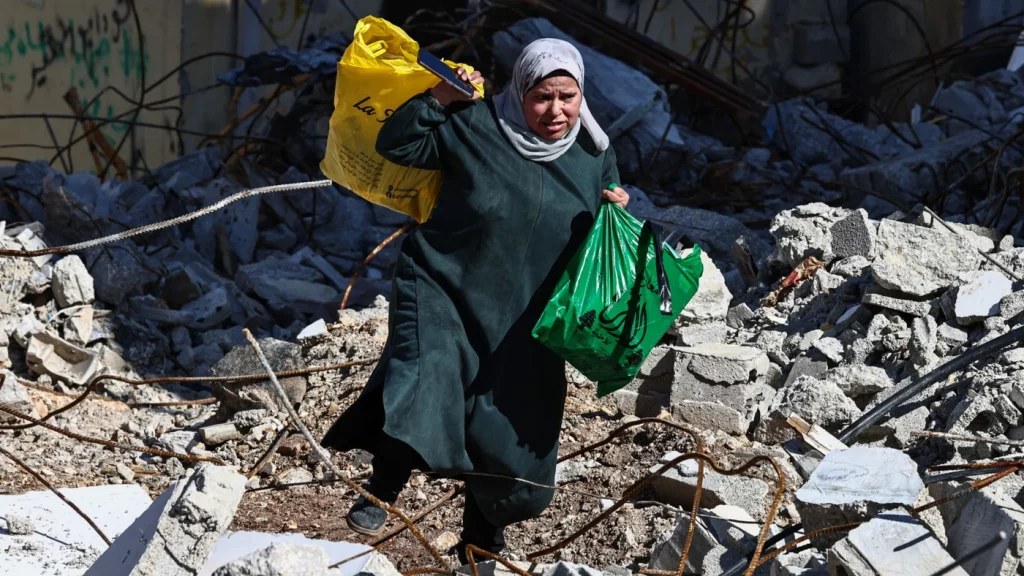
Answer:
[602, 186, 629, 209]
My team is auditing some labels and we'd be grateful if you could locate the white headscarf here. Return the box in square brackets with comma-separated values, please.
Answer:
[493, 38, 609, 163]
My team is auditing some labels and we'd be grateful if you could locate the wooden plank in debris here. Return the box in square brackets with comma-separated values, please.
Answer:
[787, 413, 848, 455]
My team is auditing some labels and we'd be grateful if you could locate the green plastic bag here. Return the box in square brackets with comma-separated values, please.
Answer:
[532, 201, 704, 397]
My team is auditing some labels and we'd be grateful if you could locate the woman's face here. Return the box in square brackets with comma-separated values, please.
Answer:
[522, 75, 581, 141]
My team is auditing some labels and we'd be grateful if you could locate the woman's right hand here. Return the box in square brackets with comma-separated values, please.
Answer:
[430, 67, 484, 106]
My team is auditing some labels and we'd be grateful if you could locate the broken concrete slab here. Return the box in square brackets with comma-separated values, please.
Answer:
[26, 332, 101, 386]
[871, 219, 980, 297]
[0, 484, 153, 576]
[210, 542, 333, 576]
[86, 464, 247, 576]
[832, 510, 969, 576]
[794, 447, 923, 548]
[955, 270, 1013, 325]
[650, 453, 771, 519]
[51, 255, 95, 308]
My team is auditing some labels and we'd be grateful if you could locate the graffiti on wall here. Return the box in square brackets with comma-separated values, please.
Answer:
[0, 0, 150, 146]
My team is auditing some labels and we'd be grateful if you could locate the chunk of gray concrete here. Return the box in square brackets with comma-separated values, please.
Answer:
[955, 270, 1013, 325]
[211, 542, 333, 576]
[794, 447, 923, 549]
[200, 423, 242, 446]
[650, 453, 771, 519]
[52, 255, 95, 308]
[829, 209, 876, 261]
[832, 255, 870, 278]
[832, 510, 969, 576]
[872, 219, 980, 297]
[26, 332, 100, 386]
[769, 203, 849, 268]
[648, 509, 719, 574]
[183, 287, 235, 331]
[85, 464, 247, 576]
[755, 375, 861, 444]
[909, 315, 938, 366]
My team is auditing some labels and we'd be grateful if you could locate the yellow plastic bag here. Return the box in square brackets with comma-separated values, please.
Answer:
[319, 16, 484, 223]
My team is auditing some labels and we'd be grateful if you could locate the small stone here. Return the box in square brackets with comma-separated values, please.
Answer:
[153, 430, 198, 455]
[812, 337, 844, 364]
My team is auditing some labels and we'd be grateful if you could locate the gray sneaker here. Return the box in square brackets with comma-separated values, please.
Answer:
[346, 496, 388, 536]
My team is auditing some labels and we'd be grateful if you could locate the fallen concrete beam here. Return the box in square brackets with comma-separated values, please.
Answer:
[86, 464, 246, 576]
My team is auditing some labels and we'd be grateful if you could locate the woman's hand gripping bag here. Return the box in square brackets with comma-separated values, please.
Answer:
[319, 16, 484, 223]
[532, 202, 704, 397]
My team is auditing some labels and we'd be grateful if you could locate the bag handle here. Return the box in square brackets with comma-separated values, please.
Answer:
[643, 220, 673, 316]
[607, 183, 672, 316]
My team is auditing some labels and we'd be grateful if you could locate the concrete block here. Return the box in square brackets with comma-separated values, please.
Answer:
[832, 255, 870, 278]
[26, 332, 101, 386]
[769, 203, 849, 268]
[0, 484, 153, 576]
[871, 219, 980, 297]
[1000, 290, 1024, 319]
[794, 447, 923, 548]
[52, 255, 95, 308]
[956, 270, 1013, 325]
[86, 464, 247, 576]
[825, 365, 892, 397]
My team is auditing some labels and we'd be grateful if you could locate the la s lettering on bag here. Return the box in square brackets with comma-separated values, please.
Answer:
[320, 16, 484, 223]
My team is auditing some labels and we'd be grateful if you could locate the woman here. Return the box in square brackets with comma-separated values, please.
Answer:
[321, 38, 629, 561]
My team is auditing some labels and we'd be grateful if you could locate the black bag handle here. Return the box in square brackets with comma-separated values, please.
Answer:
[642, 220, 673, 316]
